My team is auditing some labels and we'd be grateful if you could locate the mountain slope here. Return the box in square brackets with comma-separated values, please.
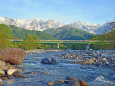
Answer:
[95, 22, 115, 35]
[0, 24, 56, 40]
[44, 26, 95, 40]
[10, 25, 56, 40]
[91, 28, 115, 41]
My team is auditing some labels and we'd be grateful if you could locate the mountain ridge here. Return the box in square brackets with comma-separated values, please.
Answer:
[0, 17, 114, 35]
[44, 26, 95, 40]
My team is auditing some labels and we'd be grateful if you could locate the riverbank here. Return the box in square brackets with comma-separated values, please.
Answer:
[26, 49, 60, 54]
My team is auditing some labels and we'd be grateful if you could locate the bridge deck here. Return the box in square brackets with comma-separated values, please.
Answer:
[13, 40, 115, 44]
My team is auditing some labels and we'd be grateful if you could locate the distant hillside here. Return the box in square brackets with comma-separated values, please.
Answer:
[44, 26, 95, 40]
[91, 28, 115, 41]
[0, 24, 55, 40]
[10, 25, 56, 40]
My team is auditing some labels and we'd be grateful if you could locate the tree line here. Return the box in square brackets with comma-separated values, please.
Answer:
[0, 24, 52, 50]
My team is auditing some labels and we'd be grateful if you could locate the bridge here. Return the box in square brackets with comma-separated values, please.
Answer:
[12, 40, 115, 49]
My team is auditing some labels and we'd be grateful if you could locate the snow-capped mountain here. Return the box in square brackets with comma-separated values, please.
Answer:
[0, 17, 65, 31]
[69, 21, 115, 35]
[0, 17, 114, 35]
[69, 21, 101, 34]
[95, 22, 115, 35]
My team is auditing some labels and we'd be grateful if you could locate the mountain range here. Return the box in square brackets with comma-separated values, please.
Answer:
[0, 17, 64, 31]
[0, 17, 115, 35]
[0, 24, 95, 40]
[44, 25, 94, 40]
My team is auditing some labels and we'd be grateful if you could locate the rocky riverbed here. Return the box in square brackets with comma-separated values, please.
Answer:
[0, 49, 115, 86]
[60, 50, 115, 68]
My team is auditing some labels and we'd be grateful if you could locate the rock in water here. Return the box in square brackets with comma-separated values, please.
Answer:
[13, 71, 27, 78]
[0, 60, 8, 70]
[41, 58, 56, 64]
[78, 79, 89, 86]
[0, 48, 26, 65]
[66, 76, 77, 80]
[0, 69, 5, 76]
[7, 69, 17, 76]
[0, 79, 3, 85]
[69, 80, 80, 86]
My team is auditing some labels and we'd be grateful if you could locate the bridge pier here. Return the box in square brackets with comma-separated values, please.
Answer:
[57, 43, 60, 49]
[85, 44, 90, 50]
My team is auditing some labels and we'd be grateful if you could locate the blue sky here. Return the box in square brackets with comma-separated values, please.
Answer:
[0, 0, 115, 24]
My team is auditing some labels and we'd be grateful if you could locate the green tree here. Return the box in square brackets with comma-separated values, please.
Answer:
[0, 24, 12, 49]
[20, 34, 39, 50]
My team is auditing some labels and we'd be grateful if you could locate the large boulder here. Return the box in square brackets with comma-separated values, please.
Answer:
[41, 58, 56, 64]
[0, 48, 26, 65]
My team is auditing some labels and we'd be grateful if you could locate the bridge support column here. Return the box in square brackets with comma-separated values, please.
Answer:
[86, 44, 90, 50]
[57, 43, 60, 49]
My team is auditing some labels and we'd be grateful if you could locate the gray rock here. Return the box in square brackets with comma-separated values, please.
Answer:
[41, 58, 56, 64]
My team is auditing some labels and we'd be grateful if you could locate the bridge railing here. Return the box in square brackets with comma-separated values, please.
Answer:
[11, 39, 115, 43]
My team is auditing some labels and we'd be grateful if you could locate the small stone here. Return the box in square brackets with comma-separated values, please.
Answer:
[0, 69, 5, 76]
[66, 76, 77, 81]
[48, 81, 55, 86]
[8, 66, 15, 69]
[2, 77, 8, 80]
[83, 58, 95, 64]
[41, 72, 47, 75]
[0, 60, 8, 70]
[69, 80, 80, 86]
[17, 65, 24, 67]
[78, 79, 89, 86]
[0, 79, 3, 85]
[54, 80, 64, 85]
[0, 60, 6, 66]
[32, 58, 38, 60]
[64, 80, 71, 84]
[16, 69, 22, 72]
[103, 58, 107, 61]
[7, 69, 17, 76]
[13, 71, 28, 78]
[28, 71, 36, 74]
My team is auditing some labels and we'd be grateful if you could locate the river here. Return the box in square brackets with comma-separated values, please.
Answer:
[3, 50, 115, 86]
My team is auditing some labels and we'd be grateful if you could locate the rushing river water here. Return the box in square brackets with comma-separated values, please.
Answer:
[3, 50, 115, 86]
